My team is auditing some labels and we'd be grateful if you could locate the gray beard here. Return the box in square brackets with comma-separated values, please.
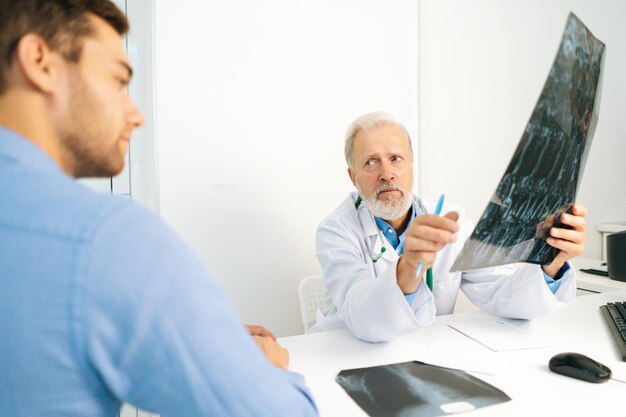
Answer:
[360, 189, 413, 221]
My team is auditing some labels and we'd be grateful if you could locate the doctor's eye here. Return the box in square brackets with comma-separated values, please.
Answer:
[390, 155, 403, 163]
[364, 159, 378, 168]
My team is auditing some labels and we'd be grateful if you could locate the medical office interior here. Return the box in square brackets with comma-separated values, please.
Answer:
[76, 0, 626, 416]
[102, 0, 626, 337]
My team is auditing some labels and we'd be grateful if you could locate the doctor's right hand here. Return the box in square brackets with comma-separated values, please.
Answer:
[396, 211, 459, 294]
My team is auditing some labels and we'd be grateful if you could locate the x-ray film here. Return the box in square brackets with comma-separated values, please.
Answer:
[336, 361, 510, 417]
[450, 13, 605, 272]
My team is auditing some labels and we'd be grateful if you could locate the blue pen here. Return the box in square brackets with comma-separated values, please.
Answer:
[433, 194, 445, 215]
[416, 194, 445, 291]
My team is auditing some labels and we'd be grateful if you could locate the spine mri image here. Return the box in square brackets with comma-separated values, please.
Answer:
[451, 13, 605, 272]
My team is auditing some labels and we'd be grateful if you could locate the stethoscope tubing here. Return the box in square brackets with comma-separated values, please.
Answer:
[355, 194, 428, 263]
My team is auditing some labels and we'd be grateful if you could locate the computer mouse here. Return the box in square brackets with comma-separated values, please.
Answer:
[548, 352, 611, 383]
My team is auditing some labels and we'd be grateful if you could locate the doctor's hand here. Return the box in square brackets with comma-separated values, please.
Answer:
[541, 204, 587, 279]
[252, 335, 290, 369]
[396, 211, 460, 294]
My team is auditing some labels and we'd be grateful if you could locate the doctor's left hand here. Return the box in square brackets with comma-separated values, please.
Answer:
[541, 204, 587, 278]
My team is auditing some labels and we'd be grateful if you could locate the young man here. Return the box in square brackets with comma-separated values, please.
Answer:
[311, 111, 587, 342]
[0, 1, 317, 416]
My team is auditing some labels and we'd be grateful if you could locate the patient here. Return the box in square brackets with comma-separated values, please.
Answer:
[0, 1, 317, 416]
[310, 111, 587, 342]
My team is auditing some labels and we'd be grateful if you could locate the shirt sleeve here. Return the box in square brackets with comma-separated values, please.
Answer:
[76, 202, 317, 417]
[404, 291, 418, 304]
[543, 262, 570, 293]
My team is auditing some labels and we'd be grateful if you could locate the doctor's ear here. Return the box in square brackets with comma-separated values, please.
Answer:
[348, 167, 356, 187]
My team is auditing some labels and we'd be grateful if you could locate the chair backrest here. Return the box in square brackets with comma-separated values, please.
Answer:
[298, 275, 327, 331]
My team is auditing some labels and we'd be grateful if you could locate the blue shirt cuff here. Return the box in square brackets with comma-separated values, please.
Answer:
[543, 262, 570, 293]
[405, 291, 418, 305]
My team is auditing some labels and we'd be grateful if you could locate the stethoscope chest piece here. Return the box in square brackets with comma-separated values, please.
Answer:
[372, 246, 387, 263]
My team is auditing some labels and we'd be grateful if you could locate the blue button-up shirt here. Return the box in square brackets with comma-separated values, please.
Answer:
[0, 128, 317, 417]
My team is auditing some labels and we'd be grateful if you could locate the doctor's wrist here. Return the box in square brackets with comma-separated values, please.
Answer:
[396, 257, 422, 294]
[542, 261, 565, 279]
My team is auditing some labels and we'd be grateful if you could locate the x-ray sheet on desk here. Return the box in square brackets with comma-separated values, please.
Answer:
[336, 361, 510, 417]
[451, 13, 605, 272]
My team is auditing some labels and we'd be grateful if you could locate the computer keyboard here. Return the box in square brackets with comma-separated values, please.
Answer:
[599, 301, 626, 361]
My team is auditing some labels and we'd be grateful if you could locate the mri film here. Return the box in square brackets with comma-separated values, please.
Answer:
[336, 361, 510, 417]
[451, 13, 605, 272]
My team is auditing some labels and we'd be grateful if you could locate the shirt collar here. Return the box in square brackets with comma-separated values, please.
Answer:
[374, 200, 422, 239]
[0, 126, 64, 176]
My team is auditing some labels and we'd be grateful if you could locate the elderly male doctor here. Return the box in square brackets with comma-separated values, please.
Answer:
[311, 112, 587, 342]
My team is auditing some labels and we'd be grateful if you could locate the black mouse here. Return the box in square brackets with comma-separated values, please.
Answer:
[548, 352, 612, 383]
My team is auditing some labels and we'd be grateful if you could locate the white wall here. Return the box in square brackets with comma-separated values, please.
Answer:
[419, 0, 626, 259]
[154, 0, 418, 336]
[153, 0, 625, 337]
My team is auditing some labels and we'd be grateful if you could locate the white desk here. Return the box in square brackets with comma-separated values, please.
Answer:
[573, 257, 626, 293]
[280, 291, 626, 416]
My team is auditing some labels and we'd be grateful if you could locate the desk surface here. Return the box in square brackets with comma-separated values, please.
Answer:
[280, 290, 626, 416]
[573, 257, 626, 292]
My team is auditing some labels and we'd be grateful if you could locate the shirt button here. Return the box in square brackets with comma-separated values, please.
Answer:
[387, 228, 393, 234]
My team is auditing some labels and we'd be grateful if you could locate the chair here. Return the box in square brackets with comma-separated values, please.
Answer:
[298, 275, 327, 331]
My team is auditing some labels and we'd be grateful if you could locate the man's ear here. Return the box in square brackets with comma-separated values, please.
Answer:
[13, 34, 59, 94]
[348, 166, 357, 187]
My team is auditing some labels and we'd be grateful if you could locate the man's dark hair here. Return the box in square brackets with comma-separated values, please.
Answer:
[0, 0, 128, 93]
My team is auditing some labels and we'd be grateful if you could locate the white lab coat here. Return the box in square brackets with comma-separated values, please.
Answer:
[310, 192, 576, 342]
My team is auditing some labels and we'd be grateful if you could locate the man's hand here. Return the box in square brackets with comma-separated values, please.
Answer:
[245, 324, 276, 340]
[252, 335, 290, 369]
[245, 324, 287, 368]
[542, 204, 587, 278]
[397, 211, 459, 294]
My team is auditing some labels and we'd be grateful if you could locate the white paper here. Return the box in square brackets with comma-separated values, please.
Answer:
[448, 318, 555, 352]
[420, 333, 509, 375]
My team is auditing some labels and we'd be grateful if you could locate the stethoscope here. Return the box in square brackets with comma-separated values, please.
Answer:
[355, 195, 387, 263]
[355, 194, 428, 264]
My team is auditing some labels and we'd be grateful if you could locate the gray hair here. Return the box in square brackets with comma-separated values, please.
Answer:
[344, 111, 413, 167]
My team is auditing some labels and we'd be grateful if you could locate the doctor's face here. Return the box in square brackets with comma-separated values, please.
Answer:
[348, 124, 414, 210]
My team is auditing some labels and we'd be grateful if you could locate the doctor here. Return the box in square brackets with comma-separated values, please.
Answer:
[311, 111, 587, 342]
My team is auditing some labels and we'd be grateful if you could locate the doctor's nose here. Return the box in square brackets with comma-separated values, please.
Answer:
[379, 164, 395, 182]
